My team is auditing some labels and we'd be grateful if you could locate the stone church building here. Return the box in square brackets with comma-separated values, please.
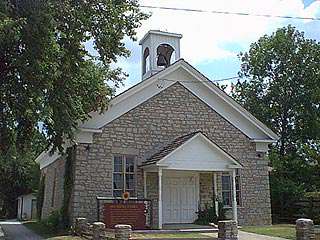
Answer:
[36, 30, 278, 229]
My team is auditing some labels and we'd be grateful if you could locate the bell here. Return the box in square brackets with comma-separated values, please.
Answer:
[157, 54, 168, 67]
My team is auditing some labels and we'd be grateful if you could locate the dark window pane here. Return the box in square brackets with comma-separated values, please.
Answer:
[222, 175, 231, 190]
[113, 190, 122, 197]
[126, 157, 135, 173]
[236, 191, 241, 205]
[126, 174, 135, 190]
[128, 190, 135, 197]
[113, 173, 123, 190]
[114, 156, 123, 172]
[222, 192, 231, 207]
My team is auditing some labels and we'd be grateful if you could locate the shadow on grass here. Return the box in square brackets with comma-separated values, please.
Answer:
[23, 221, 81, 240]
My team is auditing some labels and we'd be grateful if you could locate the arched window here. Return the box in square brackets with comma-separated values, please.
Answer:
[143, 47, 150, 74]
[156, 44, 175, 68]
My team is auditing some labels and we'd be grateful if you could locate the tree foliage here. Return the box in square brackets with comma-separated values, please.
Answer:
[232, 25, 320, 220]
[0, 131, 45, 218]
[0, 0, 148, 154]
[0, 0, 148, 217]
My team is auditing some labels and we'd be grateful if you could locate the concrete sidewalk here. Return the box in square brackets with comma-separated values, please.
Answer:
[238, 230, 288, 240]
[201, 230, 288, 240]
[0, 219, 43, 240]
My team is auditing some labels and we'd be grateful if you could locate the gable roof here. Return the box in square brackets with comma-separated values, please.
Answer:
[36, 59, 278, 170]
[80, 59, 278, 141]
[143, 131, 200, 166]
[142, 132, 243, 171]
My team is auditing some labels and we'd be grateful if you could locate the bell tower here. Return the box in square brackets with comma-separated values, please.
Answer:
[139, 30, 182, 80]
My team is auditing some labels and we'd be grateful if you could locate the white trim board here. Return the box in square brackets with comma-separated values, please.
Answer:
[36, 128, 100, 169]
[35, 149, 62, 170]
[80, 59, 279, 141]
[36, 140, 74, 170]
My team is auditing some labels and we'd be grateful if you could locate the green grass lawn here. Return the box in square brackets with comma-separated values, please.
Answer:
[241, 224, 295, 239]
[23, 221, 81, 240]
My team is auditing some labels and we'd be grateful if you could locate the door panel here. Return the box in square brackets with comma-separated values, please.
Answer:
[163, 172, 199, 224]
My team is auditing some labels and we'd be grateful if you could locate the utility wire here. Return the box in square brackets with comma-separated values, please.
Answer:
[140, 5, 320, 21]
[159, 76, 239, 84]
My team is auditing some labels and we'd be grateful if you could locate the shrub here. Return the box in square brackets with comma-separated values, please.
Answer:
[42, 210, 61, 231]
[194, 202, 227, 225]
[301, 192, 320, 225]
[217, 201, 228, 221]
[304, 192, 320, 200]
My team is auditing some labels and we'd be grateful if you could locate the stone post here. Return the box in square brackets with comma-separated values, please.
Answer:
[218, 220, 238, 240]
[92, 222, 106, 240]
[74, 217, 88, 235]
[115, 224, 132, 240]
[296, 218, 315, 240]
[0, 226, 5, 240]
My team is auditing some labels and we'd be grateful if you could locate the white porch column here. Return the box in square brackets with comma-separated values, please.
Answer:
[158, 168, 163, 229]
[143, 171, 147, 198]
[231, 169, 238, 223]
[213, 172, 219, 215]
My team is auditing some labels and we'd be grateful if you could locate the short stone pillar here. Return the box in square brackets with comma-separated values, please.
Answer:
[218, 220, 238, 240]
[296, 218, 315, 240]
[115, 224, 132, 240]
[0, 226, 5, 240]
[92, 222, 106, 240]
[74, 217, 88, 235]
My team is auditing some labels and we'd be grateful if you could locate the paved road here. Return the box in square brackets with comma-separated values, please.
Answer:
[0, 220, 43, 240]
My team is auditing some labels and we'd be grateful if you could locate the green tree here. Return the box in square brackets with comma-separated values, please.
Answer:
[0, 0, 148, 154]
[0, 0, 148, 217]
[0, 131, 45, 218]
[232, 25, 320, 220]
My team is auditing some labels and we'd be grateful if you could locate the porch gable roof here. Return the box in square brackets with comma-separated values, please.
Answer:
[142, 132, 243, 171]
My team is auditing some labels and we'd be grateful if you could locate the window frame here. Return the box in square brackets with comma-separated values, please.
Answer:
[112, 155, 137, 198]
[221, 170, 242, 208]
[221, 174, 232, 207]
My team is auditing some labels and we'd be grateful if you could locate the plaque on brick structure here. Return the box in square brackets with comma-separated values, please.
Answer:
[104, 202, 147, 229]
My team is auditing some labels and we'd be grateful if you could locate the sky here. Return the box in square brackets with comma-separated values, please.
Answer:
[96, 0, 320, 93]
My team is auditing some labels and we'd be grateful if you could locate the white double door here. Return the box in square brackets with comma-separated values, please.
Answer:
[162, 171, 199, 224]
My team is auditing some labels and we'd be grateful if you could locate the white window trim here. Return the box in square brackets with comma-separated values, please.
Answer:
[221, 170, 242, 208]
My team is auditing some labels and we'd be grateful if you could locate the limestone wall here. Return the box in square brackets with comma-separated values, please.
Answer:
[41, 155, 66, 219]
[71, 82, 271, 226]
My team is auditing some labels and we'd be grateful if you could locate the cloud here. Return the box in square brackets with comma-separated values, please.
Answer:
[109, 0, 320, 92]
